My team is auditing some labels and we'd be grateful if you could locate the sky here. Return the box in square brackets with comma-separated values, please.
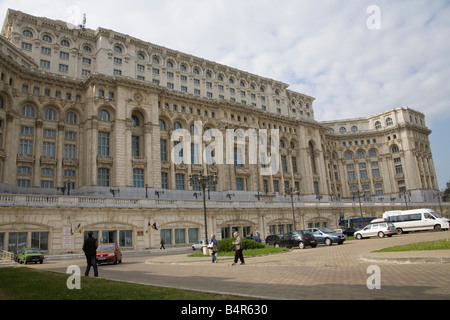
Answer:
[1, 0, 449, 190]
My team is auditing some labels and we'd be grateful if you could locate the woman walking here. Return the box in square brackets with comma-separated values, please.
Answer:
[209, 233, 220, 263]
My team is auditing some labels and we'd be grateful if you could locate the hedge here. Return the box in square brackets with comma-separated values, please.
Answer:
[218, 238, 265, 252]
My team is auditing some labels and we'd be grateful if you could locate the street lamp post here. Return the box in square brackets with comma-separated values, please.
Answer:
[189, 174, 218, 247]
[284, 187, 300, 230]
[352, 190, 364, 221]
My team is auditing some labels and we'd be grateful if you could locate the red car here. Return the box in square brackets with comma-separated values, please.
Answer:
[96, 243, 122, 265]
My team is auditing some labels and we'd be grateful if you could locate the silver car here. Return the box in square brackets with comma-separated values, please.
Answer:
[191, 240, 207, 250]
[354, 222, 396, 239]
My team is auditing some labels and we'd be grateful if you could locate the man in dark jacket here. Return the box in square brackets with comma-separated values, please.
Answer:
[82, 231, 98, 277]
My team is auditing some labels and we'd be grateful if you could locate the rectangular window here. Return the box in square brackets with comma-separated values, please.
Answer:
[98, 132, 110, 156]
[236, 177, 244, 191]
[41, 47, 51, 55]
[160, 230, 171, 245]
[40, 60, 50, 68]
[174, 229, 186, 244]
[59, 64, 69, 72]
[119, 230, 132, 247]
[291, 157, 298, 173]
[97, 168, 110, 187]
[133, 168, 144, 188]
[40, 180, 54, 189]
[161, 172, 168, 189]
[60, 51, 69, 59]
[19, 139, 33, 155]
[160, 140, 167, 162]
[64, 144, 76, 159]
[132, 136, 140, 158]
[175, 174, 185, 190]
[31, 232, 49, 251]
[188, 228, 199, 244]
[42, 142, 55, 157]
[281, 155, 288, 173]
[22, 42, 32, 50]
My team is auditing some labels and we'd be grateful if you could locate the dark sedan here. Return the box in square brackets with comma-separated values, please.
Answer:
[273, 230, 317, 249]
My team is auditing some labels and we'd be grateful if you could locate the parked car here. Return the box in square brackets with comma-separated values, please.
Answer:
[191, 240, 207, 250]
[16, 248, 45, 264]
[273, 230, 317, 249]
[96, 243, 122, 264]
[354, 222, 397, 239]
[307, 227, 346, 246]
[265, 234, 283, 245]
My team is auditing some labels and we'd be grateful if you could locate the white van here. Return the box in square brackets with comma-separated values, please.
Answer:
[382, 208, 450, 234]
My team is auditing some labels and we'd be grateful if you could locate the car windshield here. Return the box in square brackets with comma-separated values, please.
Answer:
[97, 244, 115, 251]
[25, 249, 40, 254]
[303, 230, 313, 236]
[431, 211, 444, 219]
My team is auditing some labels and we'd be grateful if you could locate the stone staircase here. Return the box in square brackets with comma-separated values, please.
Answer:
[0, 250, 17, 267]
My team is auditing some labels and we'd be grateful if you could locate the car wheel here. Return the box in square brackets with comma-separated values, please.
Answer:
[298, 242, 305, 249]
[324, 238, 332, 246]
[434, 224, 442, 232]
[356, 234, 363, 240]
[378, 232, 385, 238]
[311, 243, 317, 248]
[397, 228, 403, 235]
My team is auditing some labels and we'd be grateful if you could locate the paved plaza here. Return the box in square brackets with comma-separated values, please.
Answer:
[17, 231, 450, 300]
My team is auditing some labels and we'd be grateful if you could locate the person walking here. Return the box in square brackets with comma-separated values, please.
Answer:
[209, 233, 220, 263]
[231, 231, 245, 266]
[160, 238, 165, 250]
[82, 231, 98, 277]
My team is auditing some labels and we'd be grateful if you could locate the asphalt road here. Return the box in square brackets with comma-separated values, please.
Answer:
[25, 231, 450, 300]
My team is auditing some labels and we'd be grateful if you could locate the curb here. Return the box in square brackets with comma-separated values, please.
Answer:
[361, 253, 450, 264]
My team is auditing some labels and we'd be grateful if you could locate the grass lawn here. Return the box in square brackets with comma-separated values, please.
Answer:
[188, 246, 289, 258]
[0, 268, 251, 300]
[374, 239, 450, 253]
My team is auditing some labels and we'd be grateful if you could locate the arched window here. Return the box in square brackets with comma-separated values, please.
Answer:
[22, 105, 35, 118]
[369, 149, 377, 157]
[339, 127, 347, 134]
[0, 95, 4, 109]
[114, 45, 123, 54]
[392, 145, 400, 153]
[98, 110, 110, 122]
[174, 122, 182, 130]
[66, 112, 77, 124]
[23, 30, 33, 38]
[351, 126, 358, 133]
[159, 120, 166, 130]
[152, 56, 160, 64]
[60, 39, 70, 47]
[132, 115, 140, 127]
[44, 108, 57, 121]
[42, 35, 52, 43]
[345, 152, 353, 160]
[375, 121, 382, 129]
[386, 117, 393, 126]
[357, 151, 365, 159]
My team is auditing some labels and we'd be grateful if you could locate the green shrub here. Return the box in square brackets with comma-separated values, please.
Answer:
[218, 238, 265, 252]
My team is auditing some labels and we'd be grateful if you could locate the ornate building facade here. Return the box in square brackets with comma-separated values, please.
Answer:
[0, 10, 442, 254]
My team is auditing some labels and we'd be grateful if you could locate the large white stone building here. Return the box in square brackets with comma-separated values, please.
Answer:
[0, 9, 444, 254]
